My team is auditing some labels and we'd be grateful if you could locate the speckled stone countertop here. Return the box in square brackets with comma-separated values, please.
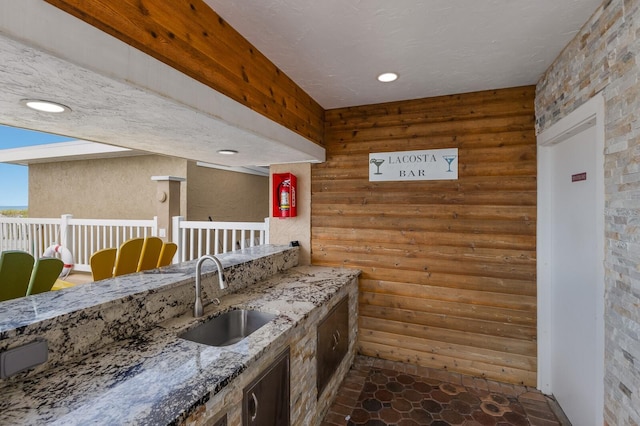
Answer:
[0, 245, 297, 336]
[0, 246, 360, 425]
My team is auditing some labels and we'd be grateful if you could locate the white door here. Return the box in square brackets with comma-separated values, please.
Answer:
[549, 124, 599, 426]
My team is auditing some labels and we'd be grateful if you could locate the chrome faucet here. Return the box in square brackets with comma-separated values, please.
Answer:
[194, 255, 227, 317]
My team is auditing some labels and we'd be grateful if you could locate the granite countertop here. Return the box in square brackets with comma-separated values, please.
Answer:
[0, 245, 298, 335]
[0, 265, 359, 425]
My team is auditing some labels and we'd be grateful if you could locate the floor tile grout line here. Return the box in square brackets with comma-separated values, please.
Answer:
[322, 355, 564, 426]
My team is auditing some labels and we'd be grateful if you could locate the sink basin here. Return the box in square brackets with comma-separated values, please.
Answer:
[179, 309, 277, 347]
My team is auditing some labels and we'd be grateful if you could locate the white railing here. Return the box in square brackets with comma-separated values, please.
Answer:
[67, 216, 158, 272]
[172, 216, 269, 262]
[0, 215, 157, 272]
[0, 217, 61, 256]
[0, 214, 269, 273]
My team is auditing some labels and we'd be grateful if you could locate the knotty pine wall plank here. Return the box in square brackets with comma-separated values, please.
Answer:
[322, 131, 535, 153]
[313, 86, 538, 386]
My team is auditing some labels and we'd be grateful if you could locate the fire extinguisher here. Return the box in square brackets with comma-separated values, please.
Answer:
[277, 178, 291, 217]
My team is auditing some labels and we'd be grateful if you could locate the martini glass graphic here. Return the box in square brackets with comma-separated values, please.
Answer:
[442, 155, 457, 172]
[370, 158, 384, 175]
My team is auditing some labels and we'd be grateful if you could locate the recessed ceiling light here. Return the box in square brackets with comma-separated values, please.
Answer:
[377, 72, 398, 83]
[217, 149, 238, 155]
[21, 99, 71, 113]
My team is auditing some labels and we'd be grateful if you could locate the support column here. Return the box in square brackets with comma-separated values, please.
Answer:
[151, 176, 185, 241]
[269, 163, 311, 265]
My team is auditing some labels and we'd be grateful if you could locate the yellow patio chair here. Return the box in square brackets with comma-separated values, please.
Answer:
[157, 242, 178, 267]
[0, 250, 35, 302]
[137, 237, 163, 272]
[113, 238, 144, 277]
[90, 248, 117, 281]
[26, 257, 64, 295]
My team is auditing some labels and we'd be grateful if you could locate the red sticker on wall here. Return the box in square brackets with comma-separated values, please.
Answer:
[571, 172, 587, 182]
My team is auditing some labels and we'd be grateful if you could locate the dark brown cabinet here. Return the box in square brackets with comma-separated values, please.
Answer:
[211, 413, 227, 426]
[243, 348, 290, 426]
[317, 296, 349, 397]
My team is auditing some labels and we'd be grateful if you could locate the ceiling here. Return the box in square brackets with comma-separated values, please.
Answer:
[0, 1, 602, 167]
[203, 0, 603, 109]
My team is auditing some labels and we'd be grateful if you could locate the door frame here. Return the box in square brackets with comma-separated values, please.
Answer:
[536, 93, 605, 423]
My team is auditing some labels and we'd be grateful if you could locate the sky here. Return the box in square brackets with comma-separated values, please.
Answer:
[0, 125, 73, 207]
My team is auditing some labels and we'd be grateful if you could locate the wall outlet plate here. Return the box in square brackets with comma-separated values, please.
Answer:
[0, 340, 48, 379]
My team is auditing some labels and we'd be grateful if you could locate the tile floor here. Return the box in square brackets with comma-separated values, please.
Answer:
[322, 356, 569, 426]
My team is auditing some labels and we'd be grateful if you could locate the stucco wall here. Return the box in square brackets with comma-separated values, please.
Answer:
[29, 155, 186, 219]
[536, 0, 640, 424]
[186, 162, 269, 222]
[29, 156, 270, 224]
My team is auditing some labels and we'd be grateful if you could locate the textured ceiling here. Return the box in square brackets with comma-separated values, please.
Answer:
[203, 0, 603, 109]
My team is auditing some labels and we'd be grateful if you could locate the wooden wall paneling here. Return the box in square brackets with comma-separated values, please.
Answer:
[312, 216, 535, 236]
[322, 131, 535, 154]
[324, 144, 536, 166]
[359, 279, 536, 312]
[315, 244, 536, 278]
[347, 266, 536, 298]
[360, 292, 535, 327]
[359, 303, 535, 341]
[360, 329, 535, 373]
[313, 162, 537, 180]
[359, 315, 536, 358]
[358, 330, 537, 385]
[312, 227, 536, 255]
[311, 197, 537, 217]
[313, 86, 538, 385]
[315, 252, 535, 282]
[329, 88, 533, 117]
[312, 191, 536, 209]
[326, 114, 535, 144]
[44, 0, 325, 144]
[326, 86, 534, 119]
[354, 267, 536, 296]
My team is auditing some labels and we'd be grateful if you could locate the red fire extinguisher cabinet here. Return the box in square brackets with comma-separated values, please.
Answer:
[273, 173, 297, 218]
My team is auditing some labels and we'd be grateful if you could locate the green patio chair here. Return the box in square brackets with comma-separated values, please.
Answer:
[26, 257, 64, 296]
[0, 250, 35, 302]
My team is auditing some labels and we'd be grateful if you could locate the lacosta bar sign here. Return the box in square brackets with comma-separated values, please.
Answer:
[369, 148, 458, 182]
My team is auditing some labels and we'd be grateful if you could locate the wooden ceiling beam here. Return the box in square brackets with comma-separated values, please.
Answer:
[44, 0, 325, 146]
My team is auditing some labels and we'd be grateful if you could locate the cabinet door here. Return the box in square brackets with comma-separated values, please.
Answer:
[211, 414, 227, 426]
[317, 296, 349, 396]
[243, 348, 290, 426]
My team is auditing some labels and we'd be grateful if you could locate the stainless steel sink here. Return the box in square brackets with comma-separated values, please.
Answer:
[179, 309, 277, 347]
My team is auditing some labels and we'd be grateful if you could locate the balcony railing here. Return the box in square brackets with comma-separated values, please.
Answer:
[172, 216, 269, 262]
[0, 214, 269, 273]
